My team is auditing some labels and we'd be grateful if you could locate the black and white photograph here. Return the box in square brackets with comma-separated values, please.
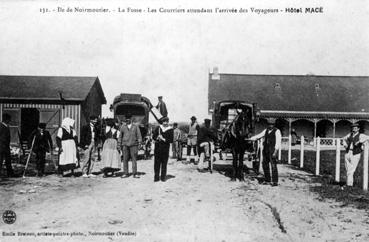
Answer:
[1, 0, 369, 241]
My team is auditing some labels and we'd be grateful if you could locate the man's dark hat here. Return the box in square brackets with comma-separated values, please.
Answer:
[204, 119, 211, 123]
[38, 123, 46, 129]
[106, 119, 115, 127]
[191, 116, 196, 120]
[158, 96, 163, 98]
[267, 118, 276, 124]
[90, 115, 98, 120]
[351, 123, 360, 128]
[160, 117, 169, 123]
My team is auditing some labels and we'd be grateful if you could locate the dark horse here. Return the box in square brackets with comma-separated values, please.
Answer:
[221, 111, 254, 181]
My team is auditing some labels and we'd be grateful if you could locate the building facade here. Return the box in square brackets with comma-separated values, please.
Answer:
[208, 68, 369, 140]
[0, 75, 106, 145]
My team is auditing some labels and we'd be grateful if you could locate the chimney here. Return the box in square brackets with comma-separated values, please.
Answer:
[211, 66, 220, 80]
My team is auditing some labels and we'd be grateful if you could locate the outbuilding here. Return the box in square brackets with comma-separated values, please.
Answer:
[0, 75, 106, 145]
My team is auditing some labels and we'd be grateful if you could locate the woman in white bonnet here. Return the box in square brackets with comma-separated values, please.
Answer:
[56, 117, 79, 176]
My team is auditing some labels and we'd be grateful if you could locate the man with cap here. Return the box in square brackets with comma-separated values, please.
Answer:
[28, 123, 53, 177]
[250, 118, 282, 186]
[0, 113, 15, 177]
[342, 123, 369, 188]
[153, 116, 174, 182]
[155, 96, 168, 118]
[118, 113, 142, 178]
[197, 119, 217, 172]
[80, 115, 99, 177]
[186, 116, 200, 163]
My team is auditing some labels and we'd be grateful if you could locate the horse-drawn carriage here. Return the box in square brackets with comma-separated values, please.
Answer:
[211, 100, 261, 180]
[109, 93, 157, 159]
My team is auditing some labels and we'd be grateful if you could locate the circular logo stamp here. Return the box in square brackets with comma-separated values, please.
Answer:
[2, 210, 16, 224]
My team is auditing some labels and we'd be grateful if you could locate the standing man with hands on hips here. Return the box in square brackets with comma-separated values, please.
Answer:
[342, 123, 369, 188]
[250, 118, 281, 187]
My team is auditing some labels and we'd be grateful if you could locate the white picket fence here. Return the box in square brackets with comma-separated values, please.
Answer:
[267, 135, 369, 191]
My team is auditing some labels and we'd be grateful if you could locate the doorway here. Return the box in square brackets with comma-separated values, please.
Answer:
[21, 108, 40, 141]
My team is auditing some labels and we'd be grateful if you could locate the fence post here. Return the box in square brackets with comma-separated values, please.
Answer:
[300, 135, 304, 168]
[259, 139, 263, 173]
[335, 138, 341, 182]
[313, 137, 316, 148]
[363, 142, 368, 191]
[288, 134, 292, 164]
[315, 137, 320, 175]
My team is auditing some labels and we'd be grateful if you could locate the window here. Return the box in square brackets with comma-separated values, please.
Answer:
[274, 83, 281, 89]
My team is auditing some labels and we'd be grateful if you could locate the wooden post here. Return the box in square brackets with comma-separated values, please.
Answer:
[300, 135, 304, 168]
[288, 134, 292, 164]
[335, 138, 341, 182]
[259, 139, 263, 173]
[0, 104, 2, 122]
[316, 137, 320, 175]
[363, 142, 368, 191]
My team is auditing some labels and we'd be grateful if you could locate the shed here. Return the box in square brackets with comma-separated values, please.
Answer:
[0, 75, 106, 145]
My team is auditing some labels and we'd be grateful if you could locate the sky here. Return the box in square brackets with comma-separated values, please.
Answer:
[0, 0, 368, 122]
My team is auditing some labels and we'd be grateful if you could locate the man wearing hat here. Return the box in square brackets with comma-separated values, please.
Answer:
[186, 116, 200, 163]
[28, 123, 53, 177]
[197, 119, 217, 172]
[118, 113, 142, 178]
[250, 118, 282, 186]
[342, 123, 369, 187]
[153, 116, 173, 182]
[155, 96, 168, 118]
[80, 115, 99, 178]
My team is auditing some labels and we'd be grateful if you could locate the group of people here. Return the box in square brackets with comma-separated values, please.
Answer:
[1, 95, 369, 188]
[55, 114, 144, 179]
[250, 119, 369, 188]
[172, 116, 218, 172]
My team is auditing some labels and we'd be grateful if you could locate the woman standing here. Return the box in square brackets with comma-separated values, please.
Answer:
[56, 118, 79, 176]
[153, 117, 173, 182]
[101, 119, 121, 177]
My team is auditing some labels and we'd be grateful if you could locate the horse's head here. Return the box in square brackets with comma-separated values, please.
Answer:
[231, 111, 249, 139]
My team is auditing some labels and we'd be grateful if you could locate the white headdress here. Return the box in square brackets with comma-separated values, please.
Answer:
[61, 117, 75, 133]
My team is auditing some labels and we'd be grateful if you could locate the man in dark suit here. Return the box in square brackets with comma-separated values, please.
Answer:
[80, 115, 98, 178]
[0, 114, 15, 177]
[250, 118, 282, 186]
[28, 123, 53, 177]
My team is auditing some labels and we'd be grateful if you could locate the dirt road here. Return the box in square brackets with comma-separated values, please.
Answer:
[1, 158, 369, 242]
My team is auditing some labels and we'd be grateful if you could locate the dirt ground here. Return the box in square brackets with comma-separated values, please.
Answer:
[1, 156, 369, 242]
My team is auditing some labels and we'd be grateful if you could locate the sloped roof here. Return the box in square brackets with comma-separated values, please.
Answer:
[0, 75, 106, 104]
[209, 73, 369, 113]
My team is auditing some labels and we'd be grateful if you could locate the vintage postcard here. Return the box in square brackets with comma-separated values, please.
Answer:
[1, 0, 368, 241]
